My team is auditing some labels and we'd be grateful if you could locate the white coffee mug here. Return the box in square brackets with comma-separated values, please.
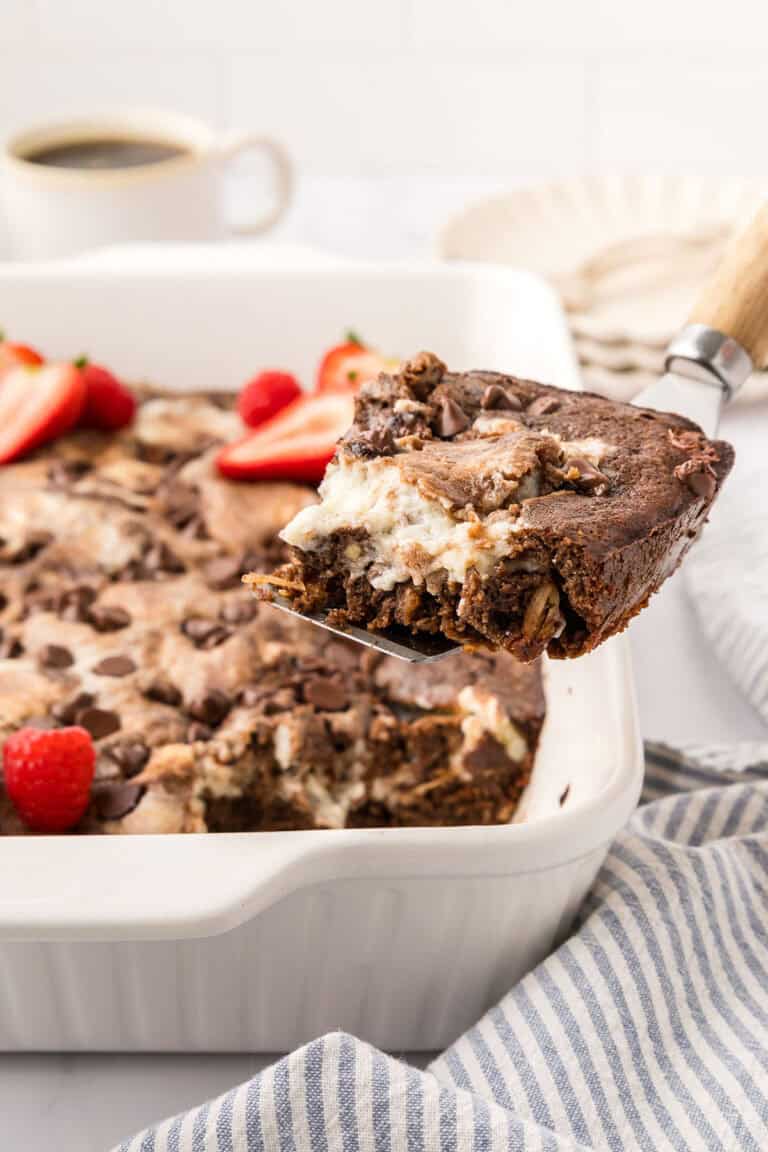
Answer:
[0, 110, 293, 259]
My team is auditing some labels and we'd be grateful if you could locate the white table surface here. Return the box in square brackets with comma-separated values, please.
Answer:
[1, 230, 766, 1151]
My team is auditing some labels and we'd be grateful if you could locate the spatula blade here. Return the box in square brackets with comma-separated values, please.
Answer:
[267, 594, 460, 663]
[632, 369, 725, 437]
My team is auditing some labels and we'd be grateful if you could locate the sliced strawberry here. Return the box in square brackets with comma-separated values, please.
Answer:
[0, 334, 44, 379]
[77, 360, 136, 430]
[237, 370, 301, 429]
[0, 363, 86, 464]
[316, 335, 398, 393]
[217, 391, 355, 484]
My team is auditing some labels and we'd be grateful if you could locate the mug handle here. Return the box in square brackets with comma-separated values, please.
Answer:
[218, 133, 293, 235]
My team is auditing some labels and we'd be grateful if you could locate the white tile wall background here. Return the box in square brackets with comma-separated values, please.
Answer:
[2, 0, 768, 255]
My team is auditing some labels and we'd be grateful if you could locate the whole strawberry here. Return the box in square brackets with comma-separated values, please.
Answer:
[76, 358, 136, 431]
[3, 726, 96, 833]
[237, 370, 301, 429]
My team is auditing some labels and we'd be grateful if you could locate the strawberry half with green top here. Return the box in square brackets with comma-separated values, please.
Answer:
[0, 331, 44, 380]
[316, 331, 398, 393]
[0, 362, 86, 464]
[217, 390, 355, 484]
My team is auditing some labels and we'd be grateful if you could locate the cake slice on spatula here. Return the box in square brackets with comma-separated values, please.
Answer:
[247, 349, 733, 662]
[250, 199, 768, 663]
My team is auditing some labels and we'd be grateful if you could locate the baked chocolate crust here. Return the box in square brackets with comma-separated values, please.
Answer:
[0, 387, 544, 834]
[258, 352, 734, 660]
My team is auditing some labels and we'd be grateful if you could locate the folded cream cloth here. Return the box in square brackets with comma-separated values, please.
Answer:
[114, 742, 768, 1152]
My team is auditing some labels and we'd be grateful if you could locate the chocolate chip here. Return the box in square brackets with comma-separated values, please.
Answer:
[29, 529, 54, 550]
[180, 515, 209, 541]
[0, 636, 23, 659]
[187, 689, 231, 727]
[563, 455, 610, 495]
[107, 740, 150, 778]
[88, 605, 131, 632]
[47, 458, 91, 488]
[527, 394, 560, 417]
[674, 458, 717, 500]
[186, 722, 213, 743]
[182, 617, 231, 649]
[481, 384, 521, 411]
[76, 707, 121, 740]
[19, 586, 54, 618]
[161, 482, 200, 530]
[135, 442, 175, 466]
[559, 784, 571, 807]
[182, 616, 218, 643]
[38, 644, 74, 670]
[203, 626, 232, 650]
[141, 675, 182, 707]
[220, 598, 259, 625]
[351, 425, 397, 458]
[53, 691, 94, 724]
[92, 655, 136, 678]
[59, 585, 97, 623]
[435, 396, 470, 438]
[399, 351, 446, 398]
[303, 678, 348, 710]
[204, 556, 242, 591]
[93, 781, 145, 821]
[10, 531, 53, 564]
[144, 540, 185, 575]
[0, 592, 7, 612]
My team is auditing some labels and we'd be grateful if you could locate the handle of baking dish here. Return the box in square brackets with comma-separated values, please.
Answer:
[217, 132, 293, 235]
[0, 796, 641, 943]
[0, 833, 335, 942]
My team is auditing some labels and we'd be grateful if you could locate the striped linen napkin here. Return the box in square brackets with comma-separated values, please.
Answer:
[116, 743, 768, 1152]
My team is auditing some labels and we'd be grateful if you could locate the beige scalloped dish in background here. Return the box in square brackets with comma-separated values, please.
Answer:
[438, 172, 767, 405]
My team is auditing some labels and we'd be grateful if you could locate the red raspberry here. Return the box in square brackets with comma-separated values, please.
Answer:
[237, 370, 301, 429]
[77, 360, 136, 431]
[3, 726, 96, 833]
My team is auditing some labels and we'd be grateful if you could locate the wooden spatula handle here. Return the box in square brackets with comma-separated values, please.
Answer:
[690, 204, 768, 369]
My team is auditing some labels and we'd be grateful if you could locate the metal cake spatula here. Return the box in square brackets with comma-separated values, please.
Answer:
[271, 205, 768, 662]
[633, 199, 768, 434]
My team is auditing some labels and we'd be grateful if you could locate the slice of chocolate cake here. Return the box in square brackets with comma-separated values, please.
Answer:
[0, 386, 544, 834]
[253, 352, 734, 661]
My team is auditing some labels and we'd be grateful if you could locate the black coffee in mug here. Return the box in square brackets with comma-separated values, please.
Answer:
[23, 137, 188, 170]
[3, 113, 290, 258]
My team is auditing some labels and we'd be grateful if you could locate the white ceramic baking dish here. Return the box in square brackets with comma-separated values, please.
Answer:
[0, 253, 643, 1051]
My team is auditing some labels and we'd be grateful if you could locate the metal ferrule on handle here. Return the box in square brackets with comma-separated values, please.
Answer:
[664, 324, 753, 399]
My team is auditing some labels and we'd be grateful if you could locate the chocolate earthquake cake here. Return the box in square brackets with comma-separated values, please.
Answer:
[254, 352, 734, 661]
[0, 389, 544, 834]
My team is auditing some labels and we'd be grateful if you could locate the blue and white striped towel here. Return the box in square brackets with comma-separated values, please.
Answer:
[116, 742, 768, 1152]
